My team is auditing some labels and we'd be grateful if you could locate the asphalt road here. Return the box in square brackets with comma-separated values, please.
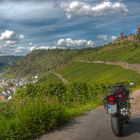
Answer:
[37, 106, 140, 140]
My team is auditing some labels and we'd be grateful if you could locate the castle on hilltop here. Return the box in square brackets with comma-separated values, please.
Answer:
[137, 28, 140, 35]
[115, 28, 140, 44]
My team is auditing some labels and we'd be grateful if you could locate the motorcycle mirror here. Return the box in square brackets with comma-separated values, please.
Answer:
[129, 81, 135, 87]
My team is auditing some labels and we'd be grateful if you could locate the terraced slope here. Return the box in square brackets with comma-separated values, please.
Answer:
[39, 63, 140, 85]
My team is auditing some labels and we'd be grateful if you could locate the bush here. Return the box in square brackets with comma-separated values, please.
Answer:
[0, 98, 68, 140]
[46, 82, 109, 106]
[0, 82, 111, 139]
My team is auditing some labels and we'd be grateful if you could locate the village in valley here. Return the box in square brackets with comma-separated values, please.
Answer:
[0, 76, 38, 101]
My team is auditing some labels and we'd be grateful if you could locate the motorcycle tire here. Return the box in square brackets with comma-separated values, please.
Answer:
[111, 115, 122, 136]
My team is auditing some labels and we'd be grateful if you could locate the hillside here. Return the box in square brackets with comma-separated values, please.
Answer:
[0, 56, 22, 73]
[5, 49, 82, 78]
[39, 62, 140, 86]
[74, 42, 140, 63]
[5, 41, 140, 78]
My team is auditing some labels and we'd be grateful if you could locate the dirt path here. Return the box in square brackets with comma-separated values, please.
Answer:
[49, 71, 70, 85]
[131, 89, 140, 115]
[76, 60, 140, 74]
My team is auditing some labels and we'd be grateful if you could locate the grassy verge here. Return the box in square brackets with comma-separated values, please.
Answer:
[67, 100, 102, 118]
[0, 82, 106, 140]
[0, 100, 70, 140]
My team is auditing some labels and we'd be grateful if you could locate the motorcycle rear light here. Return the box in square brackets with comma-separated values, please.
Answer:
[109, 96, 116, 101]
[108, 95, 116, 105]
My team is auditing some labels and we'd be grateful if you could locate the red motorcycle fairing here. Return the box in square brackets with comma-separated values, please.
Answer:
[116, 92, 127, 102]
[104, 92, 127, 110]
[108, 95, 116, 105]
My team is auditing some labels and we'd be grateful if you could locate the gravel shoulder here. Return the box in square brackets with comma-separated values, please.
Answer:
[131, 89, 140, 116]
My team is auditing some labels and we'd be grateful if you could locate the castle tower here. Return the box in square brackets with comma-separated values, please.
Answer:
[120, 33, 124, 39]
[136, 28, 140, 42]
[120, 33, 125, 43]
[136, 28, 140, 35]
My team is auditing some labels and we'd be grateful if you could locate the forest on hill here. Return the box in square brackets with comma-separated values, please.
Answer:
[0, 56, 22, 73]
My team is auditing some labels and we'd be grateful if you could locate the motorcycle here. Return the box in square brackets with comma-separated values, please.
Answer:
[101, 82, 134, 136]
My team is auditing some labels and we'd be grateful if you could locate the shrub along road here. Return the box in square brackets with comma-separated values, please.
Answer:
[37, 90, 140, 140]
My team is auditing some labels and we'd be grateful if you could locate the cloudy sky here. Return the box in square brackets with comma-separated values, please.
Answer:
[0, 0, 140, 55]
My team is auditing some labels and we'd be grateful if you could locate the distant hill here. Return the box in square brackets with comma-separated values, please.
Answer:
[0, 56, 22, 73]
[5, 49, 82, 78]
[6, 41, 140, 78]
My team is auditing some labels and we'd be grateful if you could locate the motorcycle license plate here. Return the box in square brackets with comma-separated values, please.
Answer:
[107, 104, 117, 114]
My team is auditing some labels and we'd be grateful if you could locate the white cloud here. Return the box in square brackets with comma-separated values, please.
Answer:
[29, 46, 36, 52]
[111, 36, 117, 41]
[0, 30, 25, 52]
[97, 35, 108, 41]
[56, 38, 95, 48]
[39, 46, 66, 50]
[29, 42, 33, 46]
[5, 40, 17, 46]
[97, 35, 117, 42]
[15, 47, 24, 53]
[29, 45, 66, 52]
[61, 1, 128, 18]
[0, 45, 3, 49]
[19, 34, 25, 39]
[0, 30, 16, 40]
[28, 38, 95, 53]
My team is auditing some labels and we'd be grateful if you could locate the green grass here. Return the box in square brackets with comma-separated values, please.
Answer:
[57, 62, 140, 85]
[38, 72, 61, 84]
[0, 82, 106, 140]
[67, 100, 102, 117]
[0, 99, 68, 140]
